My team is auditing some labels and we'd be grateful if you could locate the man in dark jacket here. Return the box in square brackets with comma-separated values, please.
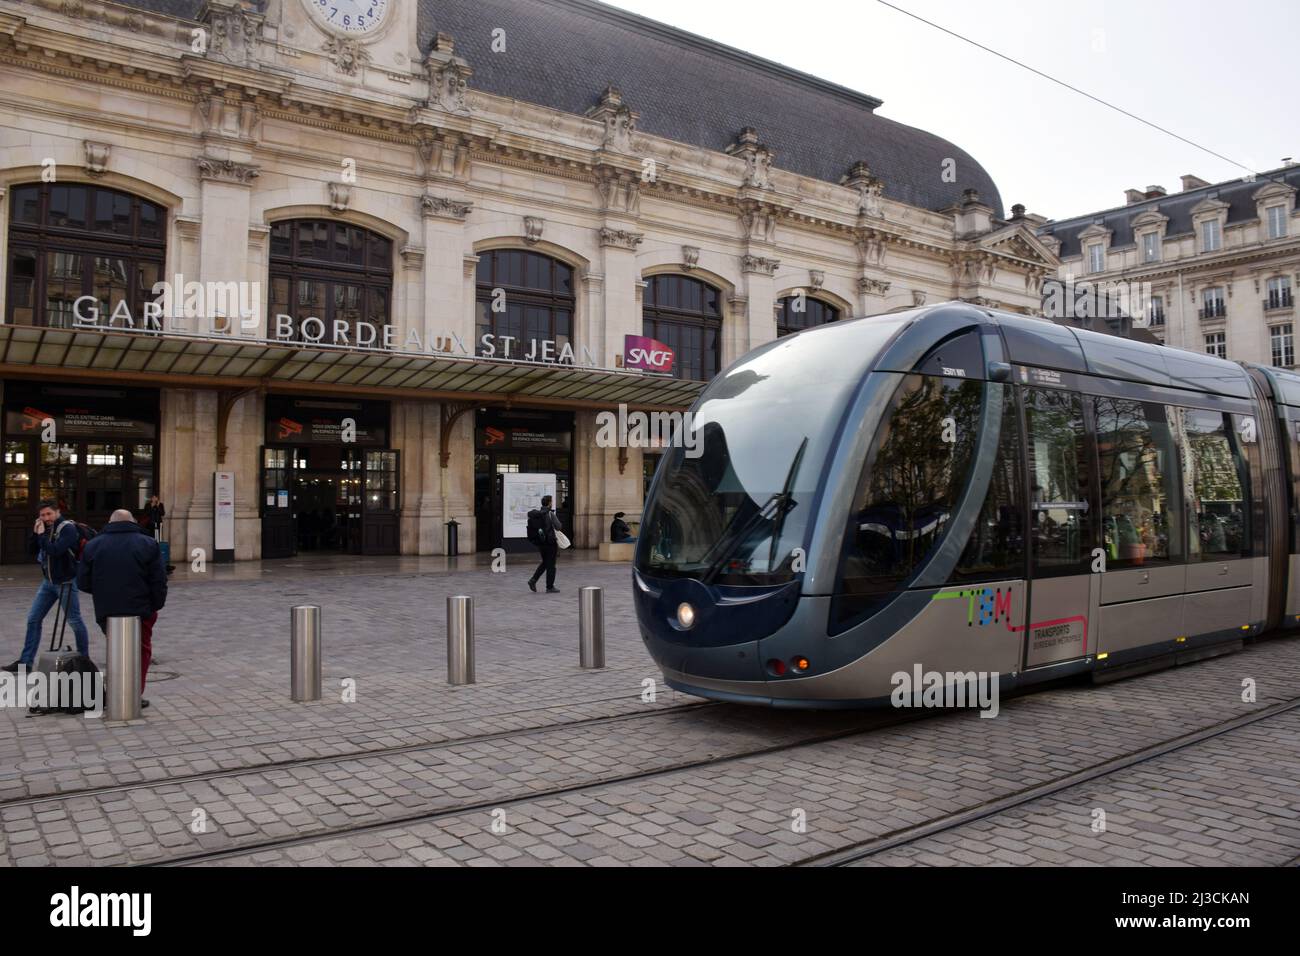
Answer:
[526, 494, 562, 593]
[3, 500, 91, 672]
[77, 509, 167, 705]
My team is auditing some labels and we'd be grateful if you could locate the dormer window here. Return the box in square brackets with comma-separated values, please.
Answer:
[1202, 219, 1222, 253]
[1267, 205, 1288, 240]
[1141, 232, 1160, 263]
[1087, 243, 1105, 274]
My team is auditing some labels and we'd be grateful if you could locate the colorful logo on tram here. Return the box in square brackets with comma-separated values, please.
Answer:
[932, 586, 1014, 627]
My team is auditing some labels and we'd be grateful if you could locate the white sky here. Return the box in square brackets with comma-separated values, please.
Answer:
[601, 0, 1297, 222]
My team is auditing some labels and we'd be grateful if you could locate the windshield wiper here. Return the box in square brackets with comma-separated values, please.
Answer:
[701, 437, 807, 584]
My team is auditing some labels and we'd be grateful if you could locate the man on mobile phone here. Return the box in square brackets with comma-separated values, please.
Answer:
[2, 501, 90, 673]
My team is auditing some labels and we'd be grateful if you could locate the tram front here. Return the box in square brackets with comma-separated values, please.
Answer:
[634, 304, 1024, 707]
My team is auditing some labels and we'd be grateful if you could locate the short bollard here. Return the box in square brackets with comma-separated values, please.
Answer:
[105, 616, 142, 721]
[579, 586, 605, 669]
[291, 605, 322, 702]
[447, 595, 475, 685]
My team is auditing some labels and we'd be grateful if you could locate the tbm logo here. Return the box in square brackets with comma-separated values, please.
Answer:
[932, 586, 1013, 627]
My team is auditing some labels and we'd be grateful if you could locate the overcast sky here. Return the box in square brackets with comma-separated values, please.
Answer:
[601, 0, 1297, 222]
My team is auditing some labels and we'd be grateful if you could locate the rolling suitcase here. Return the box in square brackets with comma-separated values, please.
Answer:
[34, 582, 98, 715]
[156, 525, 173, 574]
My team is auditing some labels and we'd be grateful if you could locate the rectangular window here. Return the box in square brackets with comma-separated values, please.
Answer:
[1205, 332, 1226, 358]
[1267, 205, 1288, 240]
[1094, 397, 1181, 568]
[1142, 232, 1160, 263]
[1202, 219, 1222, 252]
[1202, 287, 1225, 319]
[1182, 408, 1250, 559]
[1025, 388, 1092, 576]
[1150, 295, 1165, 326]
[1271, 324, 1294, 367]
[1266, 276, 1292, 310]
[1087, 243, 1105, 274]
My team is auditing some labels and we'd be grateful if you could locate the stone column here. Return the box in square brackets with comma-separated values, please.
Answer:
[598, 227, 643, 366]
[195, 156, 258, 334]
[419, 192, 473, 351]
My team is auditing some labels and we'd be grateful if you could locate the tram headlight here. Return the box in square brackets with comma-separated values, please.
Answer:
[676, 602, 696, 629]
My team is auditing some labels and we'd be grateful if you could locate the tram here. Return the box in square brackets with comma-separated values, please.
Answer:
[633, 301, 1300, 707]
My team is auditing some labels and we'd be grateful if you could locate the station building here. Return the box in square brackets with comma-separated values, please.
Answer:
[0, 0, 1056, 563]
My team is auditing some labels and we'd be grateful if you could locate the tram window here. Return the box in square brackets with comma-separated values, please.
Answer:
[949, 384, 1024, 583]
[1093, 397, 1182, 567]
[1182, 408, 1250, 559]
[1025, 388, 1092, 576]
[833, 374, 984, 626]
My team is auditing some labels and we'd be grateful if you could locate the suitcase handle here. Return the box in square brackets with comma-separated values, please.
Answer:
[48, 581, 71, 653]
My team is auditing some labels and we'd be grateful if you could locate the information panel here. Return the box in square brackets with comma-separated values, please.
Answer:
[502, 473, 556, 539]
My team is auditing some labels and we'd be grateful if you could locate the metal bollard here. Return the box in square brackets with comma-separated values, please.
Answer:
[105, 616, 142, 721]
[447, 595, 475, 685]
[579, 586, 605, 669]
[291, 605, 322, 702]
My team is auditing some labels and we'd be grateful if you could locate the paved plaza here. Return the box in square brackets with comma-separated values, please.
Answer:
[0, 552, 1298, 868]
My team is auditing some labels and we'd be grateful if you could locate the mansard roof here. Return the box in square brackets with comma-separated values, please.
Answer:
[109, 0, 1005, 217]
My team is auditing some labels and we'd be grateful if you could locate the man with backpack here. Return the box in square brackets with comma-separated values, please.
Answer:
[77, 508, 167, 707]
[526, 494, 562, 593]
[2, 500, 92, 673]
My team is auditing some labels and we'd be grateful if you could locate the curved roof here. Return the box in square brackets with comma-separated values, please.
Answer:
[108, 0, 1004, 216]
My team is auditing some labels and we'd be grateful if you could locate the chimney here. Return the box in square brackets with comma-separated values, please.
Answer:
[1125, 189, 1146, 205]
[1144, 185, 1167, 199]
[1010, 203, 1026, 219]
[1180, 174, 1210, 191]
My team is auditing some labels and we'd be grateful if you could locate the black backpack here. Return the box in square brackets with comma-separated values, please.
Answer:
[526, 510, 547, 546]
[55, 519, 97, 561]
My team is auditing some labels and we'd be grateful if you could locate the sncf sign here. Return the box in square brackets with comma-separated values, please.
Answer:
[624, 335, 674, 373]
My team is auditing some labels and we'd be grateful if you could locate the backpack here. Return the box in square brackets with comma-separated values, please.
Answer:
[526, 510, 547, 546]
[55, 519, 97, 562]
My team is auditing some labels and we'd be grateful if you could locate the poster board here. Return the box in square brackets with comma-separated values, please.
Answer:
[214, 471, 235, 559]
[502, 473, 556, 539]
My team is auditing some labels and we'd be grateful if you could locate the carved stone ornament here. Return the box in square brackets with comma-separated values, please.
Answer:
[741, 255, 780, 276]
[324, 35, 371, 76]
[856, 235, 886, 269]
[328, 182, 351, 213]
[586, 86, 638, 154]
[727, 127, 774, 189]
[196, 156, 260, 184]
[83, 141, 110, 177]
[594, 167, 641, 215]
[859, 278, 891, 296]
[417, 133, 472, 182]
[912, 289, 927, 307]
[842, 161, 884, 217]
[523, 216, 545, 245]
[682, 246, 700, 271]
[739, 201, 778, 243]
[808, 270, 825, 291]
[204, 0, 263, 67]
[599, 228, 644, 251]
[424, 33, 474, 113]
[419, 193, 473, 221]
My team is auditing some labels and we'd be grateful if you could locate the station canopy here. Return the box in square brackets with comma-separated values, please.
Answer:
[0, 326, 703, 411]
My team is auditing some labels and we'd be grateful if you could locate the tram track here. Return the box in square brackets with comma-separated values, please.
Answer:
[0, 698, 721, 811]
[793, 693, 1300, 867]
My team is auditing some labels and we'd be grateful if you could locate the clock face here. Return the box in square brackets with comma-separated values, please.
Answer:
[304, 0, 391, 36]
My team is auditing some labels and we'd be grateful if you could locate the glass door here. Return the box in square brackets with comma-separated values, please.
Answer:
[260, 446, 295, 558]
[361, 449, 399, 554]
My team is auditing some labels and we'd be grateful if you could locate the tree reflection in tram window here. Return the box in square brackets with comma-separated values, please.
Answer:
[1182, 408, 1250, 559]
[1094, 397, 1181, 567]
[1025, 388, 1092, 575]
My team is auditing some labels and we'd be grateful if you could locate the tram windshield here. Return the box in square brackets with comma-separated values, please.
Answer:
[638, 314, 910, 585]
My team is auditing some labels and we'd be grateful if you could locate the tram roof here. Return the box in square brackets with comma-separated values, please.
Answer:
[846, 301, 1257, 400]
[0, 325, 703, 412]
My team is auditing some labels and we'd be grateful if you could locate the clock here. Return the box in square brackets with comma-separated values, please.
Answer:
[302, 0, 391, 37]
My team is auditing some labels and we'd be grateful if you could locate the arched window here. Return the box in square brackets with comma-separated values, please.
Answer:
[6, 183, 166, 328]
[268, 220, 393, 346]
[475, 250, 574, 359]
[776, 295, 840, 337]
[642, 274, 722, 381]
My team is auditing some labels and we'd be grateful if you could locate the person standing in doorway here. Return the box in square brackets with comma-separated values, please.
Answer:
[77, 508, 167, 708]
[2, 501, 92, 673]
[526, 494, 561, 593]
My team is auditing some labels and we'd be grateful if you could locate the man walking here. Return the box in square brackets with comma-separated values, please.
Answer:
[77, 508, 167, 708]
[3, 501, 91, 673]
[526, 494, 562, 593]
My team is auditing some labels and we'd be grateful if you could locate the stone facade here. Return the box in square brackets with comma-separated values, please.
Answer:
[0, 0, 1055, 561]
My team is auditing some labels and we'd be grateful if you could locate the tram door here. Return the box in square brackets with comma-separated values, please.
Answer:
[1022, 387, 1096, 668]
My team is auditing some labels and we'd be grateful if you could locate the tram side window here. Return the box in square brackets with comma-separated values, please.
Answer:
[833, 374, 983, 627]
[1025, 388, 1092, 576]
[948, 384, 1025, 583]
[1093, 397, 1182, 567]
[1182, 408, 1250, 559]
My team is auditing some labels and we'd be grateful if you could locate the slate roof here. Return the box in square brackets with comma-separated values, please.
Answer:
[1040, 164, 1300, 259]
[88, 0, 1004, 216]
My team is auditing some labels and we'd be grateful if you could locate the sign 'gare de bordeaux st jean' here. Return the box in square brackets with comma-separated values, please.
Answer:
[66, 290, 677, 374]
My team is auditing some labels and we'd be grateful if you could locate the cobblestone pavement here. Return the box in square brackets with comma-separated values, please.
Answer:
[0, 554, 1297, 867]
